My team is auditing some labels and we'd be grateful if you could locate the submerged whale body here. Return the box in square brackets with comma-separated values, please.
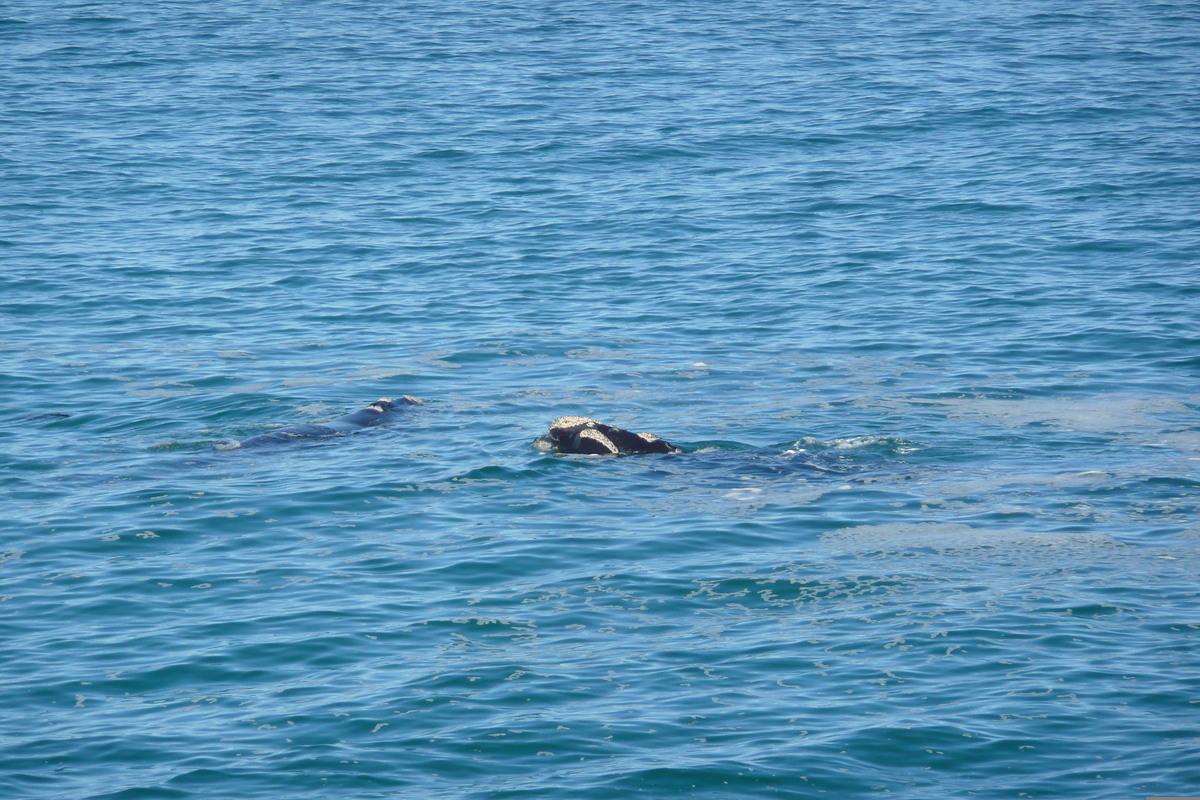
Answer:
[217, 396, 421, 450]
[535, 415, 681, 455]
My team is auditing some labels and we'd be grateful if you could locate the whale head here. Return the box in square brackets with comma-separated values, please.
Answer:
[538, 416, 680, 455]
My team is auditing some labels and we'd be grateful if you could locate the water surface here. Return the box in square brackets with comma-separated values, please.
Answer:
[2, 1, 1199, 798]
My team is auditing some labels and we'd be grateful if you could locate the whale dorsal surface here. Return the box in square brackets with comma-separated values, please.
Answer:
[535, 415, 680, 455]
[218, 396, 421, 450]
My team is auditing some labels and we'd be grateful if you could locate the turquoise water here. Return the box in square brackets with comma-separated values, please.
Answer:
[3, 1, 1199, 797]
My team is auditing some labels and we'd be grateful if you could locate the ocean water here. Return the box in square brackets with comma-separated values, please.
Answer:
[2, 1, 1199, 797]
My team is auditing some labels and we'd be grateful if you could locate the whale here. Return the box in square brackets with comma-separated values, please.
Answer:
[534, 415, 681, 455]
[216, 396, 421, 450]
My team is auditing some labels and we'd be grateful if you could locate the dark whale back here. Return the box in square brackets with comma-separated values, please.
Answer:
[536, 415, 680, 456]
[221, 396, 421, 450]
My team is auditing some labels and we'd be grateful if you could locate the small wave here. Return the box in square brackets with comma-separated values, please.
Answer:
[682, 440, 758, 453]
[822, 523, 1122, 555]
[783, 435, 921, 455]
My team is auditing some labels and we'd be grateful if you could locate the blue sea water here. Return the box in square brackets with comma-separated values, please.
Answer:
[2, 1, 1199, 797]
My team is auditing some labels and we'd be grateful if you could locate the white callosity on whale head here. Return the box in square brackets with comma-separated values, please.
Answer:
[576, 427, 619, 454]
[549, 415, 594, 433]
